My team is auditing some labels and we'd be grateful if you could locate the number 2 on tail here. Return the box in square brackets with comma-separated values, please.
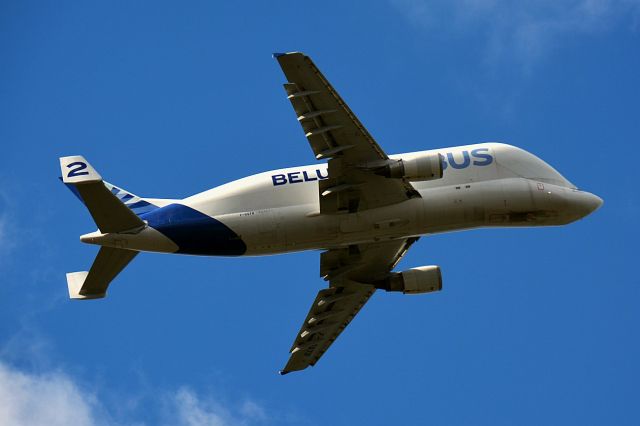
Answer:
[67, 161, 89, 177]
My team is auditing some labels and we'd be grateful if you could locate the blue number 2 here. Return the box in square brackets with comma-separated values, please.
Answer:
[67, 161, 89, 177]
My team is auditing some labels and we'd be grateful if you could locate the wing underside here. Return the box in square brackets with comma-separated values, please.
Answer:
[281, 238, 419, 374]
[274, 52, 426, 373]
[281, 284, 374, 373]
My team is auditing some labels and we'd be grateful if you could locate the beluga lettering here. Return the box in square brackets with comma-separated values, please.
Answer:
[272, 168, 329, 186]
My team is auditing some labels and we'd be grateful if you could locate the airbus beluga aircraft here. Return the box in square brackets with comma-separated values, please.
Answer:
[60, 52, 602, 374]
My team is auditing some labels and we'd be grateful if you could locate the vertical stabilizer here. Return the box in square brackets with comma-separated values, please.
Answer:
[59, 156, 145, 233]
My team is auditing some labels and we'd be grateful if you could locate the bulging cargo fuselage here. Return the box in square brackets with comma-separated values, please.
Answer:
[80, 142, 602, 255]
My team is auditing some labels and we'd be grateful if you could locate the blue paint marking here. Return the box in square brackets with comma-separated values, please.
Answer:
[127, 201, 155, 215]
[302, 170, 317, 182]
[447, 151, 471, 169]
[272, 175, 287, 186]
[59, 177, 84, 202]
[60, 178, 161, 217]
[471, 148, 493, 166]
[272, 168, 329, 186]
[66, 161, 89, 177]
[442, 148, 493, 171]
[288, 172, 303, 183]
[127, 200, 152, 210]
[142, 204, 247, 256]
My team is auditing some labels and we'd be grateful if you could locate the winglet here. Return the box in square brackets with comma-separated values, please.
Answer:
[278, 370, 291, 376]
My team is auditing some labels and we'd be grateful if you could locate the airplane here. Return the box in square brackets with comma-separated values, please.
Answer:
[59, 52, 603, 374]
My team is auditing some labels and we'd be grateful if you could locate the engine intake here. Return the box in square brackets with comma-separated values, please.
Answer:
[375, 266, 442, 294]
[376, 154, 443, 182]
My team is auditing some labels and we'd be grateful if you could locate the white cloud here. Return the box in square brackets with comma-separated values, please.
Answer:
[0, 195, 16, 265]
[169, 388, 267, 426]
[0, 361, 270, 426]
[392, 0, 640, 70]
[0, 215, 6, 245]
[0, 362, 101, 426]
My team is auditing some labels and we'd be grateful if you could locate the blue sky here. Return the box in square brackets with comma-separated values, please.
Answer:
[1, 1, 639, 424]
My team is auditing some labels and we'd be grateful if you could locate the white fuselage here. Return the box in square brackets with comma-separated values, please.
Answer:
[87, 142, 600, 257]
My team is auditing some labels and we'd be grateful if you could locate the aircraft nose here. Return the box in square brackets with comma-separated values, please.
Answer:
[572, 190, 603, 218]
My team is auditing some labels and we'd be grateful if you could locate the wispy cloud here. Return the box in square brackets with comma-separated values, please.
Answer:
[0, 189, 278, 426]
[169, 387, 268, 426]
[0, 215, 6, 246]
[0, 361, 102, 426]
[392, 0, 640, 70]
[0, 361, 272, 426]
[0, 191, 16, 267]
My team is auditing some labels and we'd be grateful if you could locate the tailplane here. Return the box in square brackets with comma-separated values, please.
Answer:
[67, 247, 138, 299]
[60, 155, 146, 299]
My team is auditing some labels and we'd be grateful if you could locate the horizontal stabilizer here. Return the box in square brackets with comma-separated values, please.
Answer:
[67, 247, 138, 299]
[67, 272, 100, 299]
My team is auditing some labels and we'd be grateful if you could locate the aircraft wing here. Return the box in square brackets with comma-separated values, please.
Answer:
[281, 237, 419, 374]
[274, 52, 419, 213]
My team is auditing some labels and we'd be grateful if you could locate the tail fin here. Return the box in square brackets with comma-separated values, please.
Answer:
[103, 182, 159, 216]
[62, 179, 160, 217]
[60, 156, 155, 232]
[60, 155, 144, 299]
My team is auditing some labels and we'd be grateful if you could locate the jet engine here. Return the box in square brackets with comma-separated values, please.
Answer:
[374, 154, 443, 182]
[375, 265, 442, 294]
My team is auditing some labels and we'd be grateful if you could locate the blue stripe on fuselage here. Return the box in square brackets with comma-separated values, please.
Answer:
[141, 204, 246, 256]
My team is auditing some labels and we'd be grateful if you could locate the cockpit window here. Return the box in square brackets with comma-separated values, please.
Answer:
[495, 145, 575, 188]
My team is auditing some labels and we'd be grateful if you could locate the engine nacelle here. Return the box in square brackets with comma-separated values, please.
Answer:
[377, 154, 443, 182]
[375, 265, 442, 294]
